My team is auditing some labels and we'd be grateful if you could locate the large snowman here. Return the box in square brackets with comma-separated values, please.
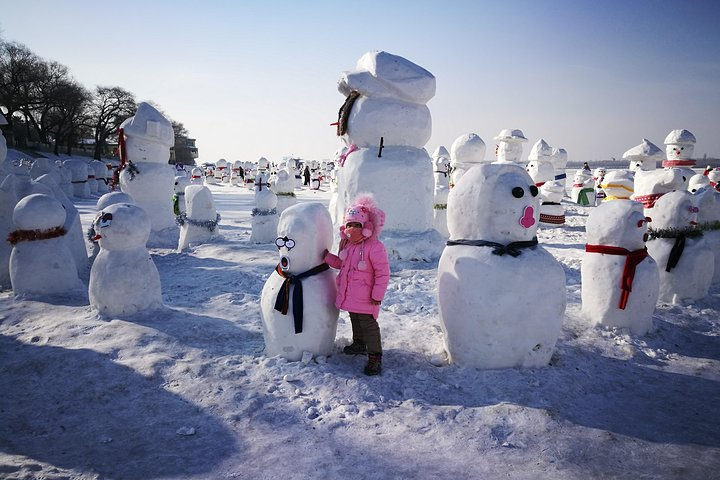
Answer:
[260, 202, 339, 361]
[624, 138, 663, 172]
[582, 200, 659, 335]
[645, 190, 714, 304]
[118, 102, 178, 247]
[89, 203, 163, 316]
[333, 50, 442, 260]
[437, 163, 566, 369]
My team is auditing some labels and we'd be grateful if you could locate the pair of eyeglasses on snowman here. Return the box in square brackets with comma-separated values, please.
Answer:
[97, 212, 113, 228]
[275, 236, 295, 250]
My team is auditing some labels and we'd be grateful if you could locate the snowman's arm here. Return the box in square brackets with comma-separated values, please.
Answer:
[369, 243, 390, 302]
[324, 250, 342, 269]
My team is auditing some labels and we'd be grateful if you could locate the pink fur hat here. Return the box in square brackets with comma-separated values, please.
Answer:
[341, 193, 386, 239]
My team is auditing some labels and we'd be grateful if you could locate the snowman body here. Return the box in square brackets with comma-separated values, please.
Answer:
[599, 170, 634, 201]
[581, 200, 659, 334]
[63, 159, 91, 198]
[695, 187, 720, 284]
[437, 163, 566, 369]
[260, 202, 338, 361]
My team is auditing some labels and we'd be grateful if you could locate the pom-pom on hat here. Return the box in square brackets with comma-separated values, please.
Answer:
[342, 193, 385, 239]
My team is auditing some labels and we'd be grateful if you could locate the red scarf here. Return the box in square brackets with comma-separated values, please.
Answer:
[585, 244, 649, 310]
[8, 226, 67, 245]
[662, 159, 695, 167]
[633, 193, 664, 209]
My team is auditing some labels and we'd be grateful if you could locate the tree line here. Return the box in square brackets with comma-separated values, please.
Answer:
[0, 37, 193, 163]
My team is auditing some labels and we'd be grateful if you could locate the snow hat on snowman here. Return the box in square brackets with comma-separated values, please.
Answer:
[340, 193, 385, 241]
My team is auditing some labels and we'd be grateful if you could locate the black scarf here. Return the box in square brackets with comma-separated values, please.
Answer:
[446, 237, 538, 257]
[274, 263, 330, 334]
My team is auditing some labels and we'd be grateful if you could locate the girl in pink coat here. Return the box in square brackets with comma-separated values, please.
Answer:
[324, 194, 390, 375]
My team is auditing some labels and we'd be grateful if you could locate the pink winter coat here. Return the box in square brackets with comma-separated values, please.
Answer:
[324, 238, 390, 319]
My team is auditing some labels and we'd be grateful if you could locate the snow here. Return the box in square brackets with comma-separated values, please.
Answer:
[1, 166, 719, 479]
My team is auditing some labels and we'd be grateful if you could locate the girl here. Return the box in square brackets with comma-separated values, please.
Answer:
[324, 194, 390, 375]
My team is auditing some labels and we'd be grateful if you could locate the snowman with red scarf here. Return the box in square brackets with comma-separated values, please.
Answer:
[582, 200, 659, 335]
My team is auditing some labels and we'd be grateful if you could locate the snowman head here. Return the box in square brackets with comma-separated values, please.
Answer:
[650, 190, 698, 230]
[599, 170, 634, 198]
[447, 163, 540, 244]
[94, 203, 150, 251]
[174, 175, 190, 195]
[13, 193, 66, 232]
[185, 185, 216, 219]
[624, 139, 662, 172]
[96, 191, 134, 211]
[525, 160, 554, 184]
[450, 133, 486, 166]
[119, 102, 174, 164]
[276, 202, 333, 273]
[494, 129, 527, 164]
[573, 169, 593, 185]
[687, 174, 710, 194]
[664, 129, 696, 161]
[586, 200, 649, 250]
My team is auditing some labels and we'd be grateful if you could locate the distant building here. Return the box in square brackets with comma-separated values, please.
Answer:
[170, 136, 199, 165]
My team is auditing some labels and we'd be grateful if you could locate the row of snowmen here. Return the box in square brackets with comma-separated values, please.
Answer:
[1, 104, 223, 318]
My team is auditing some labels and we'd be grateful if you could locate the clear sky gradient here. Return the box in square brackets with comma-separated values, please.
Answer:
[2, 0, 719, 164]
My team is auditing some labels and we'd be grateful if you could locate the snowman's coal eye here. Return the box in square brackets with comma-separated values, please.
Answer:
[512, 187, 525, 198]
[529, 185, 539, 197]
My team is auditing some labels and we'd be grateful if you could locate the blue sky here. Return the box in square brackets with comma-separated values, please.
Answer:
[2, 0, 719, 164]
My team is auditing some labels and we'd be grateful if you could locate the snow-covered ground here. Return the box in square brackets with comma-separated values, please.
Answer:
[1, 175, 719, 480]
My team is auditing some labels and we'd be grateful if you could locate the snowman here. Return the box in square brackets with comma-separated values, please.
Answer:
[118, 102, 178, 247]
[29, 158, 61, 183]
[632, 167, 686, 215]
[333, 50, 442, 260]
[450, 133, 485, 187]
[592, 167, 607, 203]
[243, 162, 255, 189]
[624, 138, 662, 172]
[663, 129, 696, 185]
[58, 164, 74, 198]
[250, 171, 278, 243]
[571, 169, 596, 206]
[599, 169, 634, 201]
[173, 175, 190, 216]
[0, 175, 18, 289]
[63, 159, 91, 198]
[582, 200, 659, 335]
[493, 129, 527, 165]
[190, 167, 204, 185]
[177, 185, 220, 252]
[8, 193, 82, 296]
[432, 147, 451, 237]
[695, 187, 720, 284]
[91, 159, 109, 195]
[549, 147, 569, 196]
[310, 169, 321, 190]
[260, 202, 339, 361]
[645, 190, 714, 304]
[89, 203, 163, 316]
[526, 139, 564, 225]
[204, 163, 217, 185]
[437, 163, 566, 369]
[272, 168, 298, 215]
[231, 160, 244, 186]
[214, 158, 229, 183]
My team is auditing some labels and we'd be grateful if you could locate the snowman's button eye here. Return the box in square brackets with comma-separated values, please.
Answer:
[529, 185, 539, 197]
[512, 187, 525, 198]
[98, 212, 113, 228]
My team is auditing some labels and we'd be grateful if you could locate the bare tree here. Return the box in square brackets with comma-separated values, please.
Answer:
[0, 40, 44, 146]
[86, 86, 136, 159]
